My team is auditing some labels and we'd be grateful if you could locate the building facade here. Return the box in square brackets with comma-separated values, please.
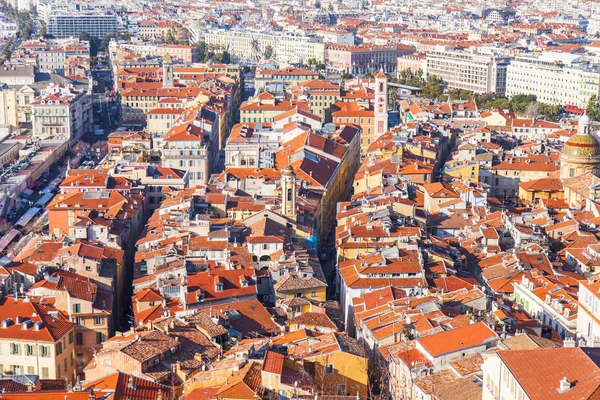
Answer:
[425, 47, 511, 94]
[506, 52, 600, 108]
[47, 12, 121, 39]
[205, 30, 325, 65]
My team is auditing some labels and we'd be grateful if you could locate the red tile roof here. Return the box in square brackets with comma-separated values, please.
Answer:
[498, 348, 600, 400]
[417, 321, 497, 357]
[262, 350, 284, 374]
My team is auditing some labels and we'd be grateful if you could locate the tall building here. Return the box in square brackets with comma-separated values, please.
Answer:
[425, 46, 511, 94]
[506, 52, 600, 108]
[47, 11, 121, 39]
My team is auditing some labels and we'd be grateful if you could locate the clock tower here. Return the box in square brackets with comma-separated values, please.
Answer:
[374, 69, 388, 141]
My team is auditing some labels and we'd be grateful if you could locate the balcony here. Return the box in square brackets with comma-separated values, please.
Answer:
[162, 151, 207, 159]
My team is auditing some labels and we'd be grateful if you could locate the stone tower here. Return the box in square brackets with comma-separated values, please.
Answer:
[374, 69, 388, 141]
[281, 165, 297, 219]
[163, 53, 174, 88]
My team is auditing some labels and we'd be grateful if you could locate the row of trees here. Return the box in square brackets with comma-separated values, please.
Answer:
[389, 70, 445, 99]
[389, 69, 577, 120]
[79, 32, 132, 57]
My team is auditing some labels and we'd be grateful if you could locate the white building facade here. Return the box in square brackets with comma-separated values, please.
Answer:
[506, 52, 600, 108]
[577, 280, 600, 347]
[205, 29, 325, 65]
[425, 46, 511, 94]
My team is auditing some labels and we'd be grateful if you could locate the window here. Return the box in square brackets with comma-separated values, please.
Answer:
[336, 384, 347, 396]
[56, 342, 62, 356]
[76, 333, 83, 345]
[72, 303, 81, 314]
[68, 331, 73, 344]
[57, 364, 61, 378]
[9, 343, 21, 355]
[94, 316, 105, 326]
[311, 291, 317, 297]
[40, 346, 50, 358]
[41, 367, 49, 379]
[26, 345, 34, 356]
[325, 364, 334, 374]
[76, 317, 85, 326]
[96, 332, 104, 344]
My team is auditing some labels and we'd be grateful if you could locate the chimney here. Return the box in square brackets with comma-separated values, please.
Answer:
[558, 377, 571, 393]
[88, 389, 96, 400]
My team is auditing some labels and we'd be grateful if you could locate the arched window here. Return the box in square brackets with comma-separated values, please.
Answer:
[287, 188, 293, 202]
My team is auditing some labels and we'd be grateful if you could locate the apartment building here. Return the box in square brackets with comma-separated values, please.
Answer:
[506, 52, 600, 108]
[31, 84, 92, 142]
[397, 53, 427, 76]
[110, 41, 198, 63]
[254, 67, 319, 91]
[0, 297, 76, 382]
[162, 107, 219, 187]
[28, 271, 113, 377]
[136, 20, 183, 42]
[205, 29, 325, 65]
[482, 348, 600, 400]
[425, 47, 511, 94]
[577, 279, 600, 347]
[513, 272, 578, 339]
[326, 44, 415, 74]
[47, 11, 121, 39]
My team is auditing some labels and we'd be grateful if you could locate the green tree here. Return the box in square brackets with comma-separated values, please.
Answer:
[196, 41, 208, 61]
[264, 45, 274, 60]
[586, 94, 600, 121]
[492, 98, 511, 110]
[421, 75, 444, 99]
[510, 94, 537, 114]
[540, 103, 561, 122]
[165, 30, 176, 44]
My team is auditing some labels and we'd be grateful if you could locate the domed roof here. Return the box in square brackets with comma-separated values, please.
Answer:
[563, 131, 600, 159]
[562, 119, 600, 159]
